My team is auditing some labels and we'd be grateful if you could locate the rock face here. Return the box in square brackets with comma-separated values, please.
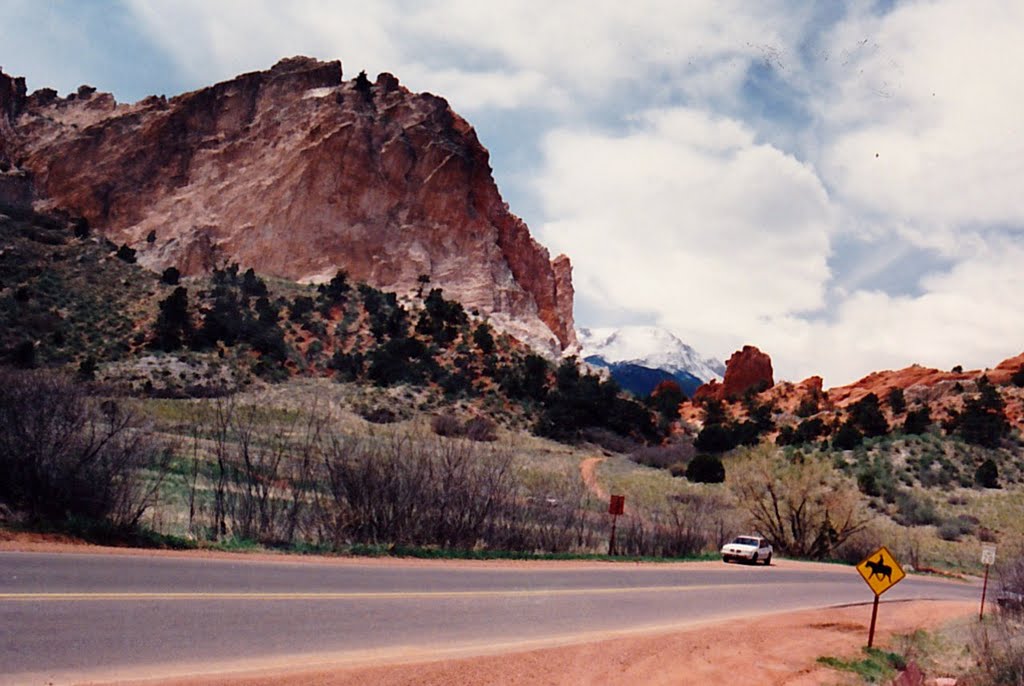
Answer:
[693, 345, 774, 402]
[0, 58, 576, 351]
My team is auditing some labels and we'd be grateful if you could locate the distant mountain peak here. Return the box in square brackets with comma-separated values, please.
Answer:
[577, 325, 724, 383]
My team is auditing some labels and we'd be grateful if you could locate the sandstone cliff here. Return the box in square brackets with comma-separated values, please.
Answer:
[0, 58, 576, 352]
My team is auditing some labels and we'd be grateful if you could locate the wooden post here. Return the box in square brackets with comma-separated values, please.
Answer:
[607, 495, 625, 556]
[867, 594, 880, 648]
[980, 564, 991, 620]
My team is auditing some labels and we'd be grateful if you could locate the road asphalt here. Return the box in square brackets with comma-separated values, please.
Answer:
[0, 551, 980, 685]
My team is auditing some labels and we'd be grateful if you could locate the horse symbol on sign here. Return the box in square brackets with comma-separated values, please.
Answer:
[864, 555, 892, 583]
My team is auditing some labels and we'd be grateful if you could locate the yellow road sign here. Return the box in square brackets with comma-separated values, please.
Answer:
[857, 546, 905, 596]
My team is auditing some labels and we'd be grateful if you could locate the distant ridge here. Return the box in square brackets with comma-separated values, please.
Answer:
[578, 326, 724, 397]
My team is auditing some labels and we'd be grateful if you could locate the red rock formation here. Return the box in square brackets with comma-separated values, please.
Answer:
[824, 353, 1024, 429]
[686, 349, 1024, 435]
[691, 379, 721, 403]
[695, 345, 774, 402]
[0, 58, 576, 351]
[692, 345, 774, 402]
[759, 375, 827, 416]
[828, 364, 974, 407]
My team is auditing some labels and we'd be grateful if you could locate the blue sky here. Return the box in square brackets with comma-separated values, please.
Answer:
[3, 0, 1023, 386]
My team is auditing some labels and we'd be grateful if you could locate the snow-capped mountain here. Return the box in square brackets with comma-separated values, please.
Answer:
[578, 326, 725, 384]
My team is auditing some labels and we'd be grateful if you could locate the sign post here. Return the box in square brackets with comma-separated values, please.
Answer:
[608, 495, 625, 556]
[856, 546, 906, 647]
[980, 543, 996, 620]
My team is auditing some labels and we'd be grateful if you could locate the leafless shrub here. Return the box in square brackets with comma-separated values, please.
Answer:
[980, 527, 999, 543]
[963, 553, 1024, 685]
[616, 491, 733, 558]
[430, 413, 464, 437]
[833, 524, 886, 565]
[464, 416, 497, 442]
[320, 435, 507, 548]
[0, 368, 172, 529]
[579, 427, 642, 454]
[317, 435, 601, 553]
[360, 406, 397, 424]
[182, 397, 327, 545]
[630, 442, 695, 470]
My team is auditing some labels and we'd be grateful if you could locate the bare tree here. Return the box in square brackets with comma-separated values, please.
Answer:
[209, 396, 235, 540]
[0, 369, 172, 530]
[728, 445, 872, 559]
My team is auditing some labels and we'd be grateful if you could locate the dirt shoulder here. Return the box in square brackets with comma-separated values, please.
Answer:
[93, 600, 974, 686]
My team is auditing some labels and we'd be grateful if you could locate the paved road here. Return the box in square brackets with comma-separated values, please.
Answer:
[0, 551, 979, 685]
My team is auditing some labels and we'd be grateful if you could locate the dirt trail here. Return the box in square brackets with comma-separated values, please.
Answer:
[579, 457, 609, 501]
[580, 456, 634, 516]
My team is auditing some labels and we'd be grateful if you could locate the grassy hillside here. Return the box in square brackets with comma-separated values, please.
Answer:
[2, 206, 1022, 573]
[0, 206, 665, 445]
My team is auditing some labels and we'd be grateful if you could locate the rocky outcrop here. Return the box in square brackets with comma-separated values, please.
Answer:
[686, 348, 1024, 435]
[826, 364, 971, 407]
[0, 58, 576, 351]
[694, 345, 774, 402]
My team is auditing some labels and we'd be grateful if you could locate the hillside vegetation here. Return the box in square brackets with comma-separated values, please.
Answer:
[2, 206, 1023, 574]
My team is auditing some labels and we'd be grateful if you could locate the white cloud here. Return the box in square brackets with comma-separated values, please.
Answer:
[123, 0, 805, 115]
[789, 240, 1024, 384]
[817, 1, 1024, 228]
[533, 108, 835, 372]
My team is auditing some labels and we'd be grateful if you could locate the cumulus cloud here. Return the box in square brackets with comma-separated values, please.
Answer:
[816, 1, 1024, 229]
[533, 108, 835, 370]
[123, 0, 804, 114]
[787, 239, 1024, 384]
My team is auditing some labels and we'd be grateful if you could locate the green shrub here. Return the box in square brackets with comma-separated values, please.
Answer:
[416, 288, 467, 346]
[630, 442, 695, 470]
[695, 423, 738, 453]
[849, 393, 889, 437]
[1012, 364, 1024, 387]
[832, 420, 863, 449]
[472, 322, 495, 354]
[316, 270, 351, 305]
[115, 244, 136, 263]
[894, 491, 940, 526]
[160, 267, 180, 285]
[975, 458, 1000, 488]
[949, 378, 1010, 447]
[902, 406, 931, 435]
[938, 515, 977, 541]
[152, 287, 192, 351]
[360, 406, 397, 424]
[686, 453, 725, 483]
[887, 387, 906, 415]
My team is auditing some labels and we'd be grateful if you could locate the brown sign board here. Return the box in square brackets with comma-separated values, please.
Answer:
[608, 494, 625, 516]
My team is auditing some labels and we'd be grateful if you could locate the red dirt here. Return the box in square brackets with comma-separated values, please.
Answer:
[93, 600, 974, 686]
